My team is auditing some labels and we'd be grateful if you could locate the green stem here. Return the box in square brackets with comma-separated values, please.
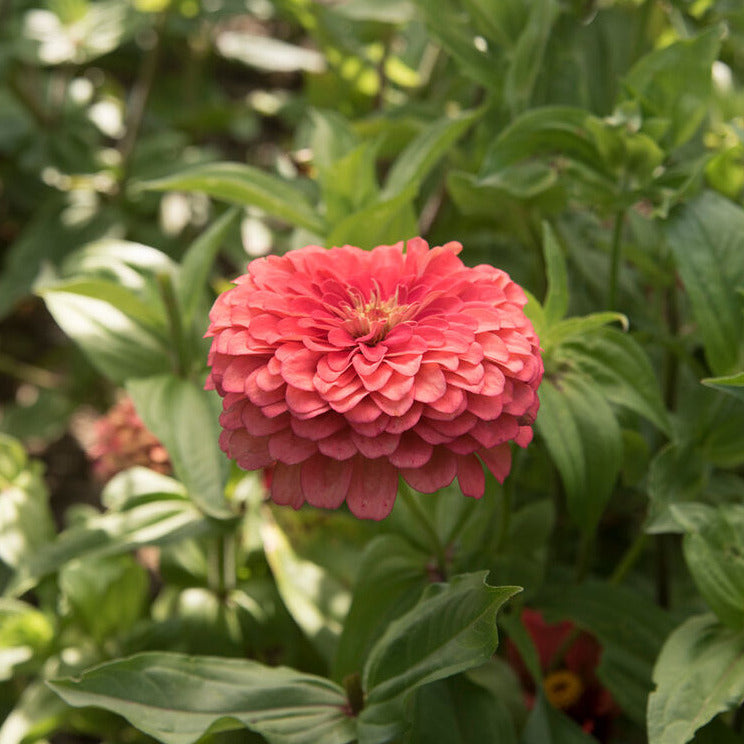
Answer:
[157, 272, 189, 378]
[207, 537, 223, 595]
[0, 352, 62, 388]
[118, 12, 167, 179]
[398, 481, 447, 576]
[575, 531, 595, 582]
[607, 209, 626, 311]
[222, 532, 236, 593]
[495, 478, 513, 553]
[609, 532, 648, 585]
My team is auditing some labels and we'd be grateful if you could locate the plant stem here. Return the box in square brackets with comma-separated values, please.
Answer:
[575, 531, 595, 582]
[118, 12, 167, 179]
[398, 481, 447, 576]
[0, 353, 62, 388]
[609, 532, 648, 585]
[156, 272, 189, 378]
[607, 209, 626, 310]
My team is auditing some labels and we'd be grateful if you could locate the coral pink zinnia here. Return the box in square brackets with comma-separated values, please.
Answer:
[205, 238, 542, 519]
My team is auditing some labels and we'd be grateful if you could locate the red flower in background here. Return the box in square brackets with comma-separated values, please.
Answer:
[86, 397, 171, 482]
[508, 609, 619, 740]
[206, 238, 542, 519]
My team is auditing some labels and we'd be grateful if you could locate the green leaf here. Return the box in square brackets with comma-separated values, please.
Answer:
[139, 163, 326, 235]
[0, 599, 54, 680]
[648, 614, 744, 744]
[482, 106, 606, 175]
[678, 504, 744, 630]
[623, 29, 720, 149]
[703, 372, 744, 404]
[101, 466, 187, 511]
[538, 579, 675, 725]
[61, 239, 178, 289]
[358, 572, 520, 744]
[261, 514, 350, 665]
[408, 674, 518, 744]
[38, 287, 172, 384]
[412, 0, 502, 89]
[666, 191, 744, 375]
[326, 186, 419, 249]
[319, 141, 381, 225]
[522, 693, 598, 744]
[381, 109, 480, 200]
[48, 652, 356, 744]
[333, 534, 429, 682]
[0, 435, 55, 570]
[41, 278, 168, 334]
[536, 376, 623, 533]
[543, 312, 628, 350]
[127, 375, 231, 519]
[560, 328, 671, 434]
[503, 0, 559, 115]
[646, 443, 708, 534]
[542, 221, 568, 326]
[60, 555, 149, 644]
[0, 681, 69, 744]
[177, 208, 241, 327]
[7, 498, 215, 596]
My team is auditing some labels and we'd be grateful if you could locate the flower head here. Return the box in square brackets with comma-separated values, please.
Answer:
[206, 238, 542, 519]
[87, 397, 171, 482]
[507, 609, 619, 740]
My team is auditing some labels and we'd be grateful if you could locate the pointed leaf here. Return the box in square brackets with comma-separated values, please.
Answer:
[127, 375, 231, 519]
[536, 376, 623, 533]
[359, 572, 520, 743]
[560, 328, 671, 434]
[49, 652, 356, 744]
[178, 208, 241, 327]
[503, 0, 559, 115]
[542, 221, 568, 325]
[39, 288, 172, 384]
[7, 498, 214, 596]
[666, 191, 744, 375]
[382, 110, 480, 199]
[139, 163, 326, 235]
[680, 504, 744, 630]
[333, 534, 429, 682]
[261, 514, 350, 665]
[703, 372, 744, 404]
[648, 614, 744, 744]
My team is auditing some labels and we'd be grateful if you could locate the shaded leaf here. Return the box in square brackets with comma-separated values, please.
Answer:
[359, 572, 519, 744]
[666, 191, 744, 375]
[333, 534, 429, 683]
[536, 376, 623, 533]
[49, 652, 356, 744]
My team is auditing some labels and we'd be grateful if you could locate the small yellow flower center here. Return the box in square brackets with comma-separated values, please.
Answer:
[342, 286, 415, 343]
[543, 670, 584, 710]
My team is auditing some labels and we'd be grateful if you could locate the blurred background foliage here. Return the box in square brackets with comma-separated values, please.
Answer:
[5, 0, 744, 743]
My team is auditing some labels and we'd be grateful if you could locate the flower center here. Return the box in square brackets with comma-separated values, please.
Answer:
[342, 286, 415, 344]
[543, 670, 584, 710]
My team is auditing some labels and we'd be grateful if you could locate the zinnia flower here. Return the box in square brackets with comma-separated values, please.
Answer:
[86, 397, 171, 482]
[507, 609, 619, 741]
[206, 238, 542, 519]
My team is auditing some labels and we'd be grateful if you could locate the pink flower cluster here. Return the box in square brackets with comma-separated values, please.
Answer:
[206, 238, 542, 519]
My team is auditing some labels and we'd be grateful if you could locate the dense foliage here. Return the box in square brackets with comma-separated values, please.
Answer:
[3, 0, 744, 742]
